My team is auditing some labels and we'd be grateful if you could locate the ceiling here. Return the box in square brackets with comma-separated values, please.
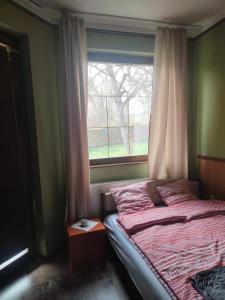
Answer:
[14, 0, 225, 36]
[41, 0, 225, 26]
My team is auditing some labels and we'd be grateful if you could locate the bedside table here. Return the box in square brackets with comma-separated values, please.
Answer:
[67, 218, 106, 272]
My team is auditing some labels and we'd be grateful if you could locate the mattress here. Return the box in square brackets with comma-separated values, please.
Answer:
[104, 213, 173, 300]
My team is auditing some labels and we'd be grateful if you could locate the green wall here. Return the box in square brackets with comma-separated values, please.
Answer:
[190, 21, 225, 177]
[0, 1, 65, 256]
[0, 3, 153, 255]
[3, 1, 221, 255]
[187, 40, 198, 179]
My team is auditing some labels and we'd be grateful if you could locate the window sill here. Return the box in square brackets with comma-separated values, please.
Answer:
[90, 161, 148, 168]
[90, 157, 148, 168]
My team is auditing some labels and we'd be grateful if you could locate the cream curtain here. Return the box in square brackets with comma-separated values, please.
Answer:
[59, 15, 90, 222]
[148, 28, 188, 180]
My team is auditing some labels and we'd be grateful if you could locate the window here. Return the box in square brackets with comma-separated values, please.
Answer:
[88, 55, 153, 165]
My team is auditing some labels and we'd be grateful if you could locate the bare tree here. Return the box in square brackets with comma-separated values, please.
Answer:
[88, 62, 153, 154]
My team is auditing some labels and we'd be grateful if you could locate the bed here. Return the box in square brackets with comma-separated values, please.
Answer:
[104, 213, 174, 300]
[102, 180, 225, 300]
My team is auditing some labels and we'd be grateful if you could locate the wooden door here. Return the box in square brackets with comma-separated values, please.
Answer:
[0, 45, 32, 269]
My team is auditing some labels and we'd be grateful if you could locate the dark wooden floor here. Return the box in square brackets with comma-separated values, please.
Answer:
[0, 247, 143, 300]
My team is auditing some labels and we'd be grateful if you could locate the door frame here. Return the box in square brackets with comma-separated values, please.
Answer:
[0, 30, 41, 278]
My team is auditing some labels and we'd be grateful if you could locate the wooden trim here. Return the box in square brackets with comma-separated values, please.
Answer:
[101, 192, 116, 219]
[198, 155, 225, 200]
[0, 31, 39, 266]
[90, 155, 147, 166]
[90, 160, 147, 169]
[198, 155, 225, 163]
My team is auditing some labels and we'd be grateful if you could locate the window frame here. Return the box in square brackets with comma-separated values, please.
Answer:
[88, 52, 153, 166]
[90, 155, 148, 167]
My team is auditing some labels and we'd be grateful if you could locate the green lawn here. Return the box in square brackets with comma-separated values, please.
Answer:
[89, 142, 148, 159]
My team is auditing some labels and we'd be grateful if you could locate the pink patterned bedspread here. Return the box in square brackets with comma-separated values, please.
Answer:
[118, 200, 225, 300]
[118, 199, 225, 234]
[118, 206, 187, 234]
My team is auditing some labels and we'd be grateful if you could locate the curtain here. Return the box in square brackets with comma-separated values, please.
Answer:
[148, 28, 188, 180]
[59, 15, 90, 222]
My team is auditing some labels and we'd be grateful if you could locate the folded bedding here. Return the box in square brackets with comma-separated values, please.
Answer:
[117, 199, 225, 300]
[118, 200, 225, 234]
[118, 206, 187, 234]
[176, 199, 225, 221]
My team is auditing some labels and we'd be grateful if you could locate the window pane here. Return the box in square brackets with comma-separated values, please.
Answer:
[129, 97, 150, 126]
[129, 125, 149, 155]
[88, 61, 153, 161]
[88, 128, 108, 159]
[87, 96, 107, 128]
[108, 127, 129, 157]
[107, 96, 128, 127]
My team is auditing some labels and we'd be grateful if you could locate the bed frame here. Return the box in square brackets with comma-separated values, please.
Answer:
[101, 179, 199, 218]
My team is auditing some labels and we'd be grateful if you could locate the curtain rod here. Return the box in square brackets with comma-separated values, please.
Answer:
[0, 42, 20, 54]
[61, 9, 202, 37]
[62, 9, 201, 31]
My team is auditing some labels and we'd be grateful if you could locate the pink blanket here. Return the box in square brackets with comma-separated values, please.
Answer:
[178, 199, 225, 220]
[118, 206, 187, 234]
[118, 200, 225, 300]
[118, 199, 225, 234]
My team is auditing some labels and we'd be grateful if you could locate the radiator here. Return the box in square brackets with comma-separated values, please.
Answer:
[90, 177, 147, 216]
